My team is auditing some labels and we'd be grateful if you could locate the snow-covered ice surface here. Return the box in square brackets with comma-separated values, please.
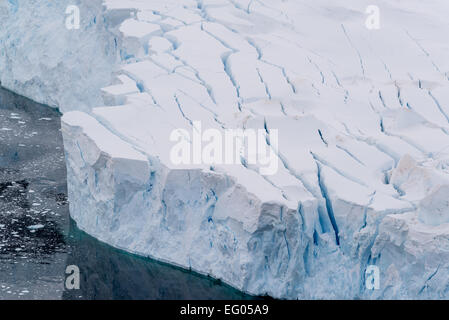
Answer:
[2, 0, 449, 299]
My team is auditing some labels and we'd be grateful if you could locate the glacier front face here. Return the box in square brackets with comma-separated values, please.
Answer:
[0, 0, 132, 111]
[3, 0, 449, 299]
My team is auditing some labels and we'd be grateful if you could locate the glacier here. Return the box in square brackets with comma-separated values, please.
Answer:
[1, 0, 449, 299]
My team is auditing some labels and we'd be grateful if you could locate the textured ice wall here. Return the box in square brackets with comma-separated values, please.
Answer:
[61, 111, 348, 298]
[60, 0, 449, 299]
[0, 0, 131, 112]
[62, 109, 449, 299]
[3, 0, 449, 299]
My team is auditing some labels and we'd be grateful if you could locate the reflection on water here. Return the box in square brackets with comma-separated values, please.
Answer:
[63, 221, 256, 300]
[0, 87, 258, 300]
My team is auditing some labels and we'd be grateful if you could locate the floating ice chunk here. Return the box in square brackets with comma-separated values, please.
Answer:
[27, 224, 44, 230]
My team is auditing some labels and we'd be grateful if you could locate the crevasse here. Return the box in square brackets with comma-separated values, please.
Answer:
[1, 0, 449, 299]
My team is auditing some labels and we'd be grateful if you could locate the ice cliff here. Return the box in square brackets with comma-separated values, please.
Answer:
[1, 0, 449, 299]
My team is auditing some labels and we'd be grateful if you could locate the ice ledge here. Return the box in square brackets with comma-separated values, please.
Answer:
[61, 111, 314, 298]
[3, 0, 449, 298]
[61, 109, 449, 299]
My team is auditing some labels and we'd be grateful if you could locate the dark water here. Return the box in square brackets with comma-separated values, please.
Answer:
[0, 87, 256, 300]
